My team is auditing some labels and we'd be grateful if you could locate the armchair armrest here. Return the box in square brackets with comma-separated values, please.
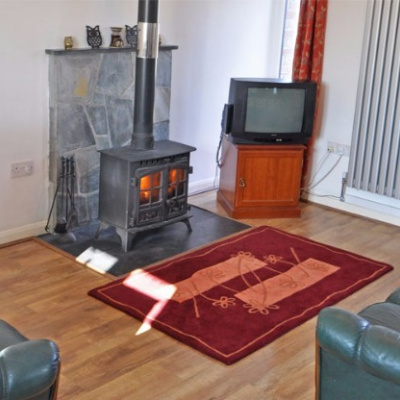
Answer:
[0, 339, 60, 400]
[317, 307, 370, 364]
[317, 307, 400, 386]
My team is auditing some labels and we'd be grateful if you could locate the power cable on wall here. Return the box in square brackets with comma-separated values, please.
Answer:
[301, 150, 344, 199]
[306, 150, 331, 187]
[216, 131, 224, 169]
[214, 107, 229, 188]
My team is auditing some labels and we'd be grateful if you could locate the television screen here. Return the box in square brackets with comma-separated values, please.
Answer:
[245, 87, 306, 133]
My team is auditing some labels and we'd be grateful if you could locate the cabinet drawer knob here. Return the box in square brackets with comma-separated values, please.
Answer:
[239, 178, 246, 188]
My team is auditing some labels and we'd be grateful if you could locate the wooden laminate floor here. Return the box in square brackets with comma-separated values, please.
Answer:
[1, 191, 400, 400]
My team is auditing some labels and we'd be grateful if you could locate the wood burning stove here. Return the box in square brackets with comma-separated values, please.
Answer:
[97, 140, 195, 251]
[97, 0, 196, 252]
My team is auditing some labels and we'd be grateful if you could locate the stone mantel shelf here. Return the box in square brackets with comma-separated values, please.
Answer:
[45, 45, 178, 55]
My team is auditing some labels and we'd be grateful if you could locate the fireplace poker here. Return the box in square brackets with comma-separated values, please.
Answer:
[45, 157, 64, 233]
[66, 156, 78, 230]
[54, 156, 67, 234]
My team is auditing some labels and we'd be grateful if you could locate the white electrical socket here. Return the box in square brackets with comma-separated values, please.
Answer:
[327, 141, 351, 157]
[11, 161, 34, 178]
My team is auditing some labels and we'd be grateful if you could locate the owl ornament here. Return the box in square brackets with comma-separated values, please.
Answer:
[125, 25, 138, 48]
[86, 25, 102, 49]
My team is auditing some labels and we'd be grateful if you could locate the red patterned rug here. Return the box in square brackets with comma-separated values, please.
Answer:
[88, 226, 393, 364]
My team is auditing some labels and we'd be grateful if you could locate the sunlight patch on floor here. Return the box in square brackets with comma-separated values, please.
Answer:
[76, 246, 118, 273]
[123, 269, 176, 335]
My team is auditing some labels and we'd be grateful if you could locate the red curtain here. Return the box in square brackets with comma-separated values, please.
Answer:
[292, 0, 328, 183]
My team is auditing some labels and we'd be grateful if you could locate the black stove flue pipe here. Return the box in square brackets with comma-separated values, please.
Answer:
[131, 0, 160, 150]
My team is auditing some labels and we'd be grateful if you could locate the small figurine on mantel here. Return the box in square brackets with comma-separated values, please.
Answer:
[110, 27, 124, 48]
[64, 36, 74, 50]
[86, 25, 102, 49]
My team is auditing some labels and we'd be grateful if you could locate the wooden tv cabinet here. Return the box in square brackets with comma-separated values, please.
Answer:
[217, 136, 305, 218]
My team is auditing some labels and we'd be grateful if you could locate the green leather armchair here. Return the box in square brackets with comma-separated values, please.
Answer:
[316, 287, 400, 400]
[0, 319, 60, 400]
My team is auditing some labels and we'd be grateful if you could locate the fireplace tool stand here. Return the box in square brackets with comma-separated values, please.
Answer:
[45, 156, 78, 243]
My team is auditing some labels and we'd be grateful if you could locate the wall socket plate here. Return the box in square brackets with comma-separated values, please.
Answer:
[11, 161, 34, 178]
[327, 141, 351, 157]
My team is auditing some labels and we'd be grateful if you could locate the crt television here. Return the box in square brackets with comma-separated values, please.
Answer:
[222, 78, 317, 145]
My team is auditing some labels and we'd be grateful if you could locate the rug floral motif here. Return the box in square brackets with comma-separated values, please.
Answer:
[89, 226, 393, 364]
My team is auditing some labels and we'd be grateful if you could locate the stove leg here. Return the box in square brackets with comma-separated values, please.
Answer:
[116, 228, 137, 252]
[183, 218, 192, 233]
[95, 221, 108, 239]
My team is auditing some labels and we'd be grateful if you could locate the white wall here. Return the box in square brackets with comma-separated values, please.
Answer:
[0, 0, 284, 243]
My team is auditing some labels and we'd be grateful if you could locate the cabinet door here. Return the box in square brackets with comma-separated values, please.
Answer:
[236, 148, 304, 208]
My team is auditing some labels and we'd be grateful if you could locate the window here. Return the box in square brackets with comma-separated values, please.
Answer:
[280, 0, 300, 80]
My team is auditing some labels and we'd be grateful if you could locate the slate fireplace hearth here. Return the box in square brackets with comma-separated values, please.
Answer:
[45, 46, 177, 226]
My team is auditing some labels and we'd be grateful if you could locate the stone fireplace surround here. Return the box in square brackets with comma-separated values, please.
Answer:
[45, 46, 177, 226]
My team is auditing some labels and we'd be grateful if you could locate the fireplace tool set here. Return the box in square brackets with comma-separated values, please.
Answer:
[45, 156, 78, 242]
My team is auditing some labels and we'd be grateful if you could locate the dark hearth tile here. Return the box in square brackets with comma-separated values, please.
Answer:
[39, 206, 250, 277]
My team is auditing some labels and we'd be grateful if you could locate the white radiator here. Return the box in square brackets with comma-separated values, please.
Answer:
[348, 0, 400, 200]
